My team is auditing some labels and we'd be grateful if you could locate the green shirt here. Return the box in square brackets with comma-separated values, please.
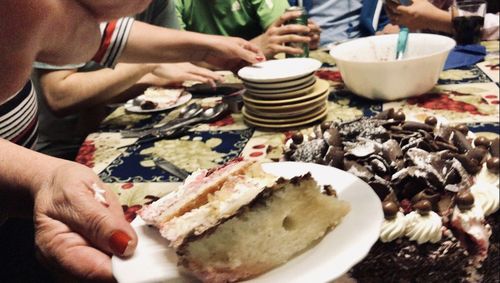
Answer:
[176, 0, 290, 40]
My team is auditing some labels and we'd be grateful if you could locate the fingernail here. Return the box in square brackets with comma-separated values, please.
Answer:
[256, 56, 265, 62]
[109, 230, 132, 256]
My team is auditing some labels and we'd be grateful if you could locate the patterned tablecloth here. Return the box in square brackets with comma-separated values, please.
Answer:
[76, 41, 499, 222]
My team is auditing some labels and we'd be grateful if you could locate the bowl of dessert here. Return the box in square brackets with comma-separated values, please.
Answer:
[330, 33, 456, 101]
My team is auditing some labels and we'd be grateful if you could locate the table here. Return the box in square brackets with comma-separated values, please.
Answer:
[76, 41, 499, 222]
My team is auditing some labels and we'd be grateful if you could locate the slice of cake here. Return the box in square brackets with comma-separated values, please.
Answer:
[176, 173, 350, 283]
[139, 160, 350, 282]
[138, 158, 254, 226]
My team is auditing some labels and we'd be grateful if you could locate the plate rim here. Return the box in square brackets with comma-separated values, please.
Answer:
[243, 107, 328, 128]
[242, 105, 327, 124]
[243, 79, 328, 105]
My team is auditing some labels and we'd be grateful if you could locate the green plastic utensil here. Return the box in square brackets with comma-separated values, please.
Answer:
[395, 0, 412, 60]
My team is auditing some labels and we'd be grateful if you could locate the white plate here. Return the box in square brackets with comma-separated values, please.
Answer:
[124, 93, 192, 114]
[112, 162, 382, 283]
[238, 58, 322, 83]
[242, 73, 314, 90]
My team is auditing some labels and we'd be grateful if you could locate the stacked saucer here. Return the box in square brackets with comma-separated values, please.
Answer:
[238, 58, 328, 129]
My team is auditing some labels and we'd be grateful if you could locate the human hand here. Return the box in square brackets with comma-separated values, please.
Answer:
[308, 20, 321, 50]
[152, 63, 222, 88]
[258, 11, 312, 58]
[34, 162, 137, 281]
[385, 0, 452, 32]
[198, 35, 265, 72]
[376, 23, 401, 35]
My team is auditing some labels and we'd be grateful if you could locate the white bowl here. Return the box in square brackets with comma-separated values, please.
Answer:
[238, 58, 322, 83]
[330, 33, 455, 101]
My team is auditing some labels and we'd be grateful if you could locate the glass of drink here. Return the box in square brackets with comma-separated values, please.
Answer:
[451, 0, 487, 45]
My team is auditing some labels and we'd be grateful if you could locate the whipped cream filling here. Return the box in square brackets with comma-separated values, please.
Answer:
[380, 212, 406, 243]
[451, 205, 492, 261]
[405, 211, 443, 244]
[160, 176, 270, 248]
[470, 181, 499, 216]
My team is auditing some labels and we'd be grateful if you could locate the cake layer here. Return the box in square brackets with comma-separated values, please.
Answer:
[177, 174, 350, 283]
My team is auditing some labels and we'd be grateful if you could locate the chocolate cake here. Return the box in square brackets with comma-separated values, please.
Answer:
[284, 109, 499, 282]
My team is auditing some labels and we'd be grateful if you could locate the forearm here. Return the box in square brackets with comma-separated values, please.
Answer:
[119, 21, 213, 63]
[38, 63, 157, 116]
[0, 139, 67, 217]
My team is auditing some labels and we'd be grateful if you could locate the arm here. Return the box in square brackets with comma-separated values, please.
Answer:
[119, 21, 264, 69]
[37, 64, 157, 116]
[0, 138, 139, 281]
[38, 62, 222, 116]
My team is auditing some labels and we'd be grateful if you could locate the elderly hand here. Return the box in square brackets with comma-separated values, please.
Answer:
[33, 162, 137, 281]
[257, 11, 312, 58]
[152, 63, 222, 88]
[385, 0, 452, 33]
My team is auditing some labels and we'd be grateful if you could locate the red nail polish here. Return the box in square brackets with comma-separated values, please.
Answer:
[109, 230, 131, 255]
[256, 56, 264, 62]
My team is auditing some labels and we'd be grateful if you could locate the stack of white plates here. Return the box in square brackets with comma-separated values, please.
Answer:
[238, 58, 328, 129]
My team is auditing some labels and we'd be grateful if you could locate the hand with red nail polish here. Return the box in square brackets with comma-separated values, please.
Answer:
[33, 162, 137, 281]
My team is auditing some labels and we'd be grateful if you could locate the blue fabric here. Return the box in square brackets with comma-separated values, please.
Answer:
[444, 44, 487, 70]
[288, 0, 313, 11]
[360, 0, 389, 36]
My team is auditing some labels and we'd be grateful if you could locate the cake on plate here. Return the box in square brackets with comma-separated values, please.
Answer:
[139, 160, 350, 283]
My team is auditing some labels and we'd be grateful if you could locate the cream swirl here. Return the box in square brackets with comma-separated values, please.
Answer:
[380, 212, 406, 242]
[476, 163, 499, 187]
[404, 211, 442, 244]
[470, 182, 499, 216]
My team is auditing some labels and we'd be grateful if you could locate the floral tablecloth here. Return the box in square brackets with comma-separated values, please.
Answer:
[76, 41, 499, 220]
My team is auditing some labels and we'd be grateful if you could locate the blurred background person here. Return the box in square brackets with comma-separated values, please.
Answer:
[385, 0, 499, 40]
[176, 0, 321, 58]
[33, 0, 222, 161]
[289, 0, 391, 46]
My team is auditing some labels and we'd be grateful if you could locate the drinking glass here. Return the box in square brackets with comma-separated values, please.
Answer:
[451, 0, 487, 45]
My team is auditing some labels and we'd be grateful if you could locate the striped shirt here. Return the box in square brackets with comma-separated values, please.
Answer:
[1, 17, 134, 149]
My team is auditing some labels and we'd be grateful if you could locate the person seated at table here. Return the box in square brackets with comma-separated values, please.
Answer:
[288, 0, 391, 46]
[175, 0, 321, 58]
[33, 0, 223, 160]
[0, 0, 263, 282]
[385, 0, 499, 40]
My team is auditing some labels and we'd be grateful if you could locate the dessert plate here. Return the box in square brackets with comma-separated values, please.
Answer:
[245, 103, 325, 119]
[244, 91, 328, 111]
[112, 162, 382, 283]
[244, 107, 328, 129]
[242, 105, 327, 124]
[238, 58, 322, 83]
[243, 73, 314, 90]
[124, 93, 192, 114]
[243, 79, 328, 105]
[244, 76, 317, 95]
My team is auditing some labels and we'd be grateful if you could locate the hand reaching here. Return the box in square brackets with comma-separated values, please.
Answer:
[34, 162, 137, 281]
[257, 11, 312, 58]
[385, 0, 452, 33]
[199, 35, 265, 72]
[152, 63, 222, 88]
